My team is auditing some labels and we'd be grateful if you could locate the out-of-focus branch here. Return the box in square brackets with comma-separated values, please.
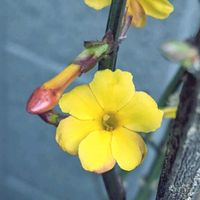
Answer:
[156, 28, 200, 199]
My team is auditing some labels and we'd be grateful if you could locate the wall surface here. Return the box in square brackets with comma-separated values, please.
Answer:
[0, 0, 200, 199]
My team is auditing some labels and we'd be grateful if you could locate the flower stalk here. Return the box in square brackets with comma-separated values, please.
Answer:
[98, 0, 127, 71]
[102, 169, 126, 200]
[39, 110, 68, 127]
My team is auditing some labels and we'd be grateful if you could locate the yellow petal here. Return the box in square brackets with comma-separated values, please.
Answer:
[56, 117, 99, 155]
[59, 84, 103, 120]
[112, 127, 146, 171]
[84, 0, 111, 10]
[118, 92, 163, 133]
[138, 0, 174, 19]
[89, 69, 135, 112]
[127, 0, 146, 27]
[78, 130, 115, 173]
[162, 106, 177, 119]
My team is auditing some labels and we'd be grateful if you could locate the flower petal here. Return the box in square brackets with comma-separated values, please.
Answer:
[127, 0, 146, 27]
[138, 0, 174, 19]
[112, 127, 146, 171]
[162, 106, 177, 119]
[78, 130, 115, 173]
[56, 117, 99, 155]
[59, 84, 103, 120]
[118, 92, 163, 133]
[89, 69, 135, 112]
[84, 0, 111, 10]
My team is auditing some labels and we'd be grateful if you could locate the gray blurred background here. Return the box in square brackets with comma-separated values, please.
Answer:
[0, 0, 200, 199]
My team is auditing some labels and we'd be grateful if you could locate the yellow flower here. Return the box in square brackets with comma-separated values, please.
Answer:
[56, 69, 163, 173]
[84, 0, 174, 27]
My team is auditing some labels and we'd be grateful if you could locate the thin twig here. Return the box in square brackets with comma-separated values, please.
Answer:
[39, 110, 68, 127]
[98, 0, 126, 71]
[102, 169, 126, 200]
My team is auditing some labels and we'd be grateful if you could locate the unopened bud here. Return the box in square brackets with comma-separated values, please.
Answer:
[161, 41, 199, 68]
[27, 64, 81, 114]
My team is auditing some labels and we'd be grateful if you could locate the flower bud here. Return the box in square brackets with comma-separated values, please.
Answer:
[26, 64, 81, 114]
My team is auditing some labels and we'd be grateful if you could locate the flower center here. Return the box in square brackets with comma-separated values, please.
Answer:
[102, 113, 118, 131]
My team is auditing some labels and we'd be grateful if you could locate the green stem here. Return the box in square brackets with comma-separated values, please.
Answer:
[39, 110, 67, 127]
[98, 0, 126, 71]
[158, 67, 185, 107]
[99, 0, 127, 200]
[102, 169, 126, 200]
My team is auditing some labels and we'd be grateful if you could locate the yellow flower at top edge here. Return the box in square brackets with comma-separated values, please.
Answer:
[84, 0, 174, 27]
[56, 69, 163, 173]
